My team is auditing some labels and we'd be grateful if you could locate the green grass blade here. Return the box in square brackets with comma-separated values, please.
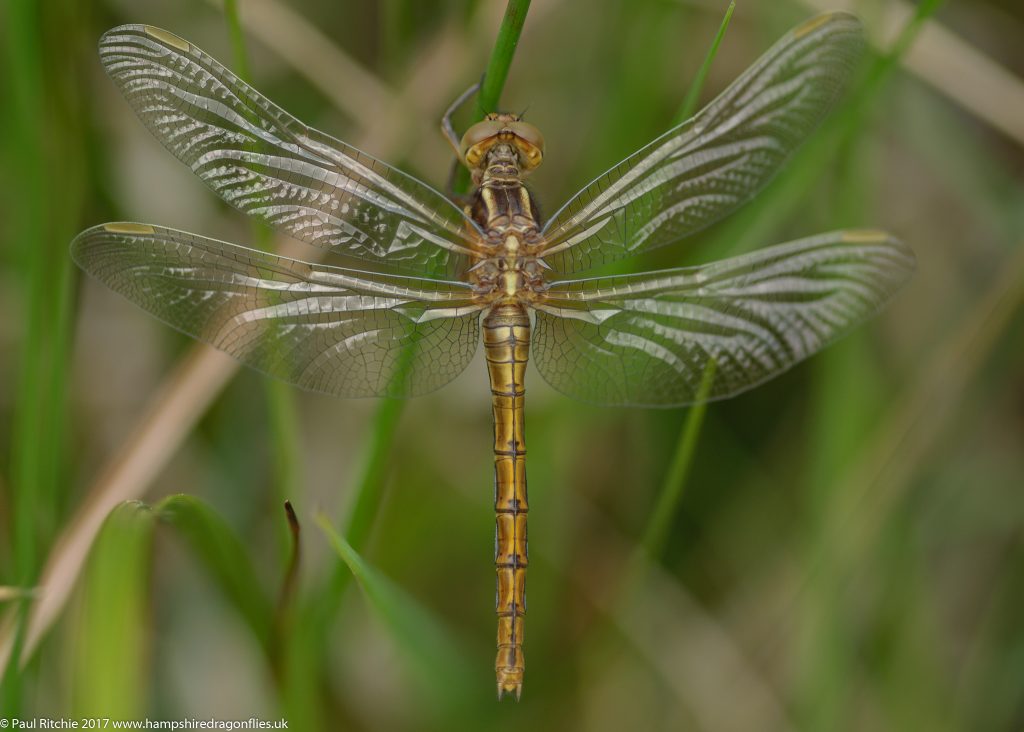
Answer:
[223, 0, 253, 83]
[343, 399, 406, 550]
[2, 0, 85, 711]
[605, 6, 732, 554]
[305, 388, 407, 635]
[453, 0, 533, 193]
[886, 0, 944, 63]
[641, 360, 717, 561]
[64, 496, 280, 717]
[70, 502, 157, 718]
[282, 395, 406, 728]
[221, 0, 305, 532]
[601, 4, 732, 283]
[673, 1, 735, 125]
[67, 496, 277, 716]
[156, 494, 275, 657]
[315, 514, 475, 708]
[476, 0, 533, 118]
[6, 0, 47, 593]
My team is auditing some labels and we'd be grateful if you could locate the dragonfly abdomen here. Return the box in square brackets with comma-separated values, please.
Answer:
[483, 302, 530, 700]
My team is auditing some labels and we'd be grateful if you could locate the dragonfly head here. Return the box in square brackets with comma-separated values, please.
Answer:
[461, 112, 545, 174]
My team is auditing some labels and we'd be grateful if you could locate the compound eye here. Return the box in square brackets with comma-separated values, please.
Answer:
[460, 120, 504, 166]
[508, 121, 544, 170]
[509, 121, 544, 151]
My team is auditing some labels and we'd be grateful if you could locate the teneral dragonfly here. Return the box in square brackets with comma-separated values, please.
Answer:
[71, 12, 914, 700]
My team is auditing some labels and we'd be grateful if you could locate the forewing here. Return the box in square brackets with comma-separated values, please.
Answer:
[99, 25, 480, 278]
[532, 231, 914, 406]
[539, 12, 865, 274]
[72, 223, 484, 397]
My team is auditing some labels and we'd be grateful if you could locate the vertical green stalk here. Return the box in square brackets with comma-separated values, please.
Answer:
[70, 503, 156, 718]
[1, 0, 45, 710]
[794, 139, 874, 732]
[603, 0, 733, 287]
[219, 6, 313, 720]
[223, 0, 253, 82]
[341, 397, 406, 551]
[264, 382, 302, 521]
[2, 0, 84, 710]
[221, 0, 304, 521]
[640, 361, 717, 561]
[5, 0, 45, 591]
[306, 396, 407, 636]
[475, 0, 533, 119]
[453, 0, 533, 194]
[633, 3, 733, 562]
[673, 1, 734, 125]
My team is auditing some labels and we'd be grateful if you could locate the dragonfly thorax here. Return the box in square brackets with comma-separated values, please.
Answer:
[470, 256, 548, 303]
[469, 142, 544, 250]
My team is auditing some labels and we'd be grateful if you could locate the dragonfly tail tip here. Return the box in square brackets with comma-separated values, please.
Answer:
[496, 680, 523, 702]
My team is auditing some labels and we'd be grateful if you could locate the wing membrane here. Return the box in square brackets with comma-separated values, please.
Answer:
[539, 12, 865, 274]
[72, 223, 484, 397]
[99, 25, 481, 278]
[532, 231, 914, 406]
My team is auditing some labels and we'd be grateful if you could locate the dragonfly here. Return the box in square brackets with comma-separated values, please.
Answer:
[72, 12, 914, 700]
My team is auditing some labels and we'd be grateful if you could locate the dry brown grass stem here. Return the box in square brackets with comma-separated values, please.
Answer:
[0, 347, 238, 668]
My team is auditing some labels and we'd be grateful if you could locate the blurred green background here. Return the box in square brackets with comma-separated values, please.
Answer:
[2, 0, 1024, 729]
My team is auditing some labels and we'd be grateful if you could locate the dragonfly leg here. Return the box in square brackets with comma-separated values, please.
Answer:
[440, 81, 481, 165]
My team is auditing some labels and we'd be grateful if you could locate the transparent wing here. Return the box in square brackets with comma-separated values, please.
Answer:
[539, 12, 865, 274]
[532, 231, 914, 407]
[99, 25, 481, 279]
[71, 223, 485, 398]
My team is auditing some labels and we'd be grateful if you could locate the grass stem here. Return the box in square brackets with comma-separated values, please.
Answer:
[674, 1, 735, 125]
[221, 0, 305, 528]
[476, 0, 533, 118]
[452, 0, 533, 193]
[641, 361, 717, 561]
